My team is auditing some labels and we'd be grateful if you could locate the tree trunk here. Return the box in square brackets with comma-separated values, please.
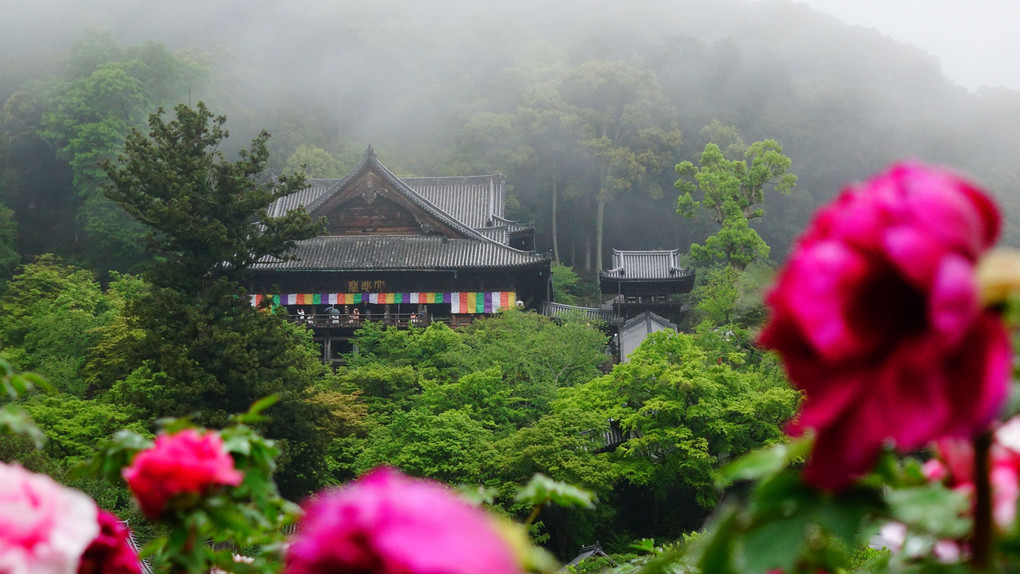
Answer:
[595, 160, 612, 274]
[583, 235, 591, 271]
[595, 196, 605, 273]
[551, 159, 560, 263]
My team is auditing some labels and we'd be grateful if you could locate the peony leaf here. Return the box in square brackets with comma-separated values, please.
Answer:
[740, 512, 811, 574]
[0, 404, 46, 448]
[694, 504, 739, 574]
[515, 473, 596, 509]
[717, 435, 812, 487]
[221, 431, 252, 457]
[235, 395, 280, 424]
[456, 484, 498, 506]
[249, 394, 280, 415]
[808, 488, 882, 546]
[748, 469, 817, 520]
[18, 372, 54, 393]
[885, 484, 971, 539]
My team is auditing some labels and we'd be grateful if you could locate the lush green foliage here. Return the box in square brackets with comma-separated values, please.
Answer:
[570, 331, 798, 506]
[321, 306, 799, 556]
[550, 262, 599, 306]
[94, 103, 336, 498]
[102, 102, 321, 290]
[689, 262, 773, 329]
[676, 139, 796, 268]
[3, 31, 211, 271]
[0, 255, 116, 395]
[0, 204, 17, 283]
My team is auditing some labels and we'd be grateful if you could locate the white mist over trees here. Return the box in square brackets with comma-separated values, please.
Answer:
[5, 0, 1020, 272]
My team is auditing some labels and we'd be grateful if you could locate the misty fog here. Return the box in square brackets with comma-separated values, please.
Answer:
[3, 0, 1020, 272]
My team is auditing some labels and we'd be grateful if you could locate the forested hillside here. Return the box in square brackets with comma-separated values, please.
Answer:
[4, 0, 1020, 277]
[2, 0, 1020, 564]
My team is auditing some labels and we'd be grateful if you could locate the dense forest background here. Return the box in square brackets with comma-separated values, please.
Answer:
[4, 0, 1020, 278]
[3, 0, 1020, 564]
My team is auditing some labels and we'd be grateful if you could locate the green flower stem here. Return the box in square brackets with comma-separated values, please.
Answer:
[972, 431, 993, 571]
[523, 502, 547, 528]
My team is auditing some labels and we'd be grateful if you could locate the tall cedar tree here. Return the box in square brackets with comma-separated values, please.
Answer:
[676, 140, 796, 268]
[101, 103, 331, 497]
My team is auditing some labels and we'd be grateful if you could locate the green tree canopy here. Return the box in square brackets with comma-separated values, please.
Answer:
[102, 102, 321, 290]
[35, 34, 209, 272]
[0, 255, 116, 395]
[676, 138, 796, 268]
[354, 407, 492, 484]
[567, 330, 798, 508]
[440, 310, 608, 421]
[96, 102, 332, 498]
[0, 204, 17, 283]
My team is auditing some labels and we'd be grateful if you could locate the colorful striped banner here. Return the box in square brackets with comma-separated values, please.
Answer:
[254, 292, 516, 313]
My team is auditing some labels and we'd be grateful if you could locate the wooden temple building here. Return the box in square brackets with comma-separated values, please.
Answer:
[599, 249, 695, 326]
[248, 147, 552, 361]
[600, 249, 695, 362]
[541, 249, 695, 363]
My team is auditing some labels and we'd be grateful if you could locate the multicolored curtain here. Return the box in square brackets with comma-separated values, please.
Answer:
[251, 291, 516, 314]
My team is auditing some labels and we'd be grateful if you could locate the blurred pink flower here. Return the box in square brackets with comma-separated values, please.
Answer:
[760, 161, 1010, 489]
[927, 416, 1020, 529]
[876, 522, 962, 563]
[284, 467, 522, 574]
[76, 510, 140, 574]
[878, 418, 1020, 564]
[122, 428, 243, 519]
[0, 462, 99, 574]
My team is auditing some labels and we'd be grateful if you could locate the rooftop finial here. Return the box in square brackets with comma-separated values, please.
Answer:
[366, 145, 375, 157]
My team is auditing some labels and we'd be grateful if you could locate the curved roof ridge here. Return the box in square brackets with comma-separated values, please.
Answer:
[612, 248, 682, 255]
[253, 234, 549, 271]
[401, 173, 503, 180]
[367, 154, 490, 240]
[300, 150, 491, 242]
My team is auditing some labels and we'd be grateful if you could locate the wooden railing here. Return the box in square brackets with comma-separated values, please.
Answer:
[287, 313, 476, 329]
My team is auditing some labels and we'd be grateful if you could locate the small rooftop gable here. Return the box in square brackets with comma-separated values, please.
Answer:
[600, 249, 691, 280]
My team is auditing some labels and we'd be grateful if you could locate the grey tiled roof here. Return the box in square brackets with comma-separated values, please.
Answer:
[253, 235, 547, 271]
[475, 226, 510, 245]
[565, 542, 611, 569]
[300, 152, 487, 241]
[492, 214, 534, 235]
[258, 149, 548, 271]
[403, 174, 504, 229]
[600, 249, 694, 280]
[621, 310, 678, 334]
[267, 160, 524, 238]
[265, 180, 337, 218]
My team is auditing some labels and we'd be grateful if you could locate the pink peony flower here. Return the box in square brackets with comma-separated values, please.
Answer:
[76, 510, 140, 574]
[760, 161, 1011, 489]
[926, 416, 1020, 530]
[876, 522, 963, 563]
[0, 462, 99, 574]
[284, 467, 523, 574]
[122, 428, 243, 519]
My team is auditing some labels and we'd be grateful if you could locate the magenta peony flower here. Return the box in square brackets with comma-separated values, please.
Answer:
[760, 161, 1011, 489]
[0, 462, 99, 574]
[925, 416, 1020, 530]
[76, 510, 140, 574]
[122, 428, 243, 519]
[284, 467, 523, 574]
